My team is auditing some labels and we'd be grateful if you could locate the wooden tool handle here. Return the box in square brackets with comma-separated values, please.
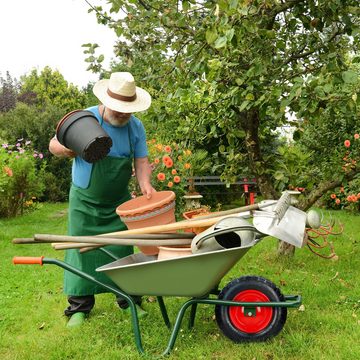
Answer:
[101, 213, 232, 237]
[52, 238, 192, 250]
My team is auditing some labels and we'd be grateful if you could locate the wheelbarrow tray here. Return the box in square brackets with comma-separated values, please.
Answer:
[97, 244, 254, 297]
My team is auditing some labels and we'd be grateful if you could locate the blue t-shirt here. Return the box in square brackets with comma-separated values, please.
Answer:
[72, 106, 148, 189]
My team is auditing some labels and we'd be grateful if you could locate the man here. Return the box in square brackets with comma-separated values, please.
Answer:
[49, 72, 155, 327]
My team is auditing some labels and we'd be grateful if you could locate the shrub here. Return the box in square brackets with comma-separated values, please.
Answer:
[0, 139, 46, 217]
[323, 133, 360, 211]
[0, 103, 72, 201]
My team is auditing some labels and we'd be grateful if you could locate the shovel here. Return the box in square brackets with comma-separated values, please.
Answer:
[252, 192, 307, 248]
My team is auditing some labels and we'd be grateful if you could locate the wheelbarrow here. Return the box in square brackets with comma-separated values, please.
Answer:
[13, 222, 302, 356]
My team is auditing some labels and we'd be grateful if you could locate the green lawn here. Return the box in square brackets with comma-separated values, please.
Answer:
[0, 203, 359, 359]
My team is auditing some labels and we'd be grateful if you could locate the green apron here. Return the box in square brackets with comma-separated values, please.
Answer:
[64, 126, 134, 296]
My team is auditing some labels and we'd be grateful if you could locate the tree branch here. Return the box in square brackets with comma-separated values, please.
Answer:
[298, 169, 360, 211]
[283, 28, 341, 65]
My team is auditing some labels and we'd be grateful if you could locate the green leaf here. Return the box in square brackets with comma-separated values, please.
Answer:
[206, 28, 218, 45]
[225, 28, 235, 41]
[274, 171, 285, 181]
[245, 93, 255, 101]
[182, 0, 190, 12]
[229, 0, 238, 9]
[314, 86, 326, 98]
[342, 70, 358, 84]
[214, 36, 227, 49]
[239, 100, 249, 111]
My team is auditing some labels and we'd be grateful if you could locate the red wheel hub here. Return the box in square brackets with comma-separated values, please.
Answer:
[229, 290, 273, 333]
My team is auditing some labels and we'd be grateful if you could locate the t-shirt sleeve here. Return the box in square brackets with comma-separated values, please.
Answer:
[134, 120, 148, 158]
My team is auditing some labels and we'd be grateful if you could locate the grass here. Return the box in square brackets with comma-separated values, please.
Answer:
[0, 203, 360, 359]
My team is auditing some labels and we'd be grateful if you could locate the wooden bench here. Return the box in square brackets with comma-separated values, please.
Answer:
[187, 176, 257, 205]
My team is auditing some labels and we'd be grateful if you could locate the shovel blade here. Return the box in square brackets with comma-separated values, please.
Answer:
[253, 206, 306, 248]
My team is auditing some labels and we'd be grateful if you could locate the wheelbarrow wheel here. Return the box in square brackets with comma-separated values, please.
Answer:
[215, 276, 287, 342]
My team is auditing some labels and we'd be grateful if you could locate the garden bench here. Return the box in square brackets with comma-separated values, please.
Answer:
[187, 176, 257, 205]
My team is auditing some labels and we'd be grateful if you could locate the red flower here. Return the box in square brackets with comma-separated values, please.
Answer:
[162, 155, 171, 164]
[330, 193, 336, 199]
[344, 140, 351, 148]
[171, 169, 177, 175]
[157, 173, 166, 181]
[164, 145, 172, 153]
[3, 166, 13, 177]
[165, 158, 174, 168]
[167, 181, 174, 188]
[354, 133, 359, 140]
[335, 198, 341, 205]
[173, 176, 181, 183]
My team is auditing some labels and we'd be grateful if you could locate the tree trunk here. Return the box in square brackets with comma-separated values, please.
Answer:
[277, 241, 296, 256]
[239, 109, 278, 199]
[238, 109, 296, 256]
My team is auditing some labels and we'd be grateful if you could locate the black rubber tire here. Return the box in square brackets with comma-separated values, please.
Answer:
[215, 276, 287, 342]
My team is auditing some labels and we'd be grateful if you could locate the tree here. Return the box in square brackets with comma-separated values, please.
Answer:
[0, 71, 18, 112]
[85, 1, 360, 253]
[19, 66, 87, 113]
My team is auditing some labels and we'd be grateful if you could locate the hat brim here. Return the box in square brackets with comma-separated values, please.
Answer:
[93, 79, 152, 113]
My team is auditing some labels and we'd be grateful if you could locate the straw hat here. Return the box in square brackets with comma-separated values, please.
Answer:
[93, 72, 151, 113]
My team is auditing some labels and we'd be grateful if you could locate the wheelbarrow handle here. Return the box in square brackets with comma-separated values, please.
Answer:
[13, 256, 44, 265]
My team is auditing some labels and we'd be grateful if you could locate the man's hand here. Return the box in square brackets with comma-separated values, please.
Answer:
[140, 183, 156, 199]
[49, 137, 76, 158]
[135, 157, 155, 199]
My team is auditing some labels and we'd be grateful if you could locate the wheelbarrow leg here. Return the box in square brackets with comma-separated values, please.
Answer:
[157, 296, 171, 329]
[33, 258, 147, 355]
[188, 303, 197, 329]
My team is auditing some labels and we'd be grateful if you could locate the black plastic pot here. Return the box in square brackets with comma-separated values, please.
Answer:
[56, 110, 112, 163]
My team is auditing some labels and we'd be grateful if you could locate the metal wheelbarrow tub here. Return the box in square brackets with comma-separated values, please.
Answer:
[97, 243, 255, 297]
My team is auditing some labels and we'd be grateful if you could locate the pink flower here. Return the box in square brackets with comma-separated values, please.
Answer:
[344, 140, 351, 148]
[354, 133, 359, 140]
[2, 143, 8, 148]
[39, 153, 44, 159]
[16, 143, 20, 147]
[33, 153, 38, 158]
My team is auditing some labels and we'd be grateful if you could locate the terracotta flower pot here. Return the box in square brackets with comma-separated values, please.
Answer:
[116, 191, 176, 255]
[182, 208, 215, 234]
[157, 245, 192, 261]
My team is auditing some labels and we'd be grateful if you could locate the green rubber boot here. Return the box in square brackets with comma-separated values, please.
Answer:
[124, 304, 148, 319]
[67, 312, 86, 328]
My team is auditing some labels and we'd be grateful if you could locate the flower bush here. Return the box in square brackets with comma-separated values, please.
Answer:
[129, 140, 210, 216]
[0, 139, 46, 217]
[147, 140, 193, 206]
[325, 133, 360, 211]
